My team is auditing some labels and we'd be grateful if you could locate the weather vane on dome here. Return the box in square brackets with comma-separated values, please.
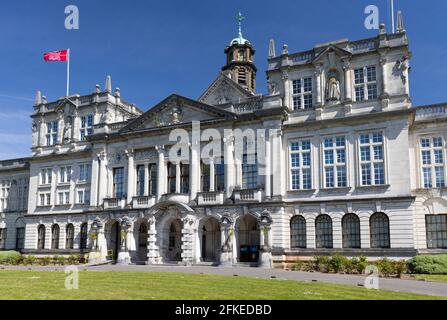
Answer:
[236, 12, 245, 38]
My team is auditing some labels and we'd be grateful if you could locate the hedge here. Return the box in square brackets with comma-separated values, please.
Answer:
[407, 254, 447, 275]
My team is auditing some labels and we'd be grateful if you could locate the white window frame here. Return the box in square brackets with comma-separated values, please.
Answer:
[46, 121, 58, 146]
[354, 66, 378, 102]
[78, 163, 91, 182]
[57, 191, 70, 206]
[289, 139, 313, 190]
[358, 131, 386, 186]
[40, 168, 53, 185]
[420, 136, 446, 189]
[322, 136, 348, 188]
[38, 192, 51, 207]
[292, 77, 313, 111]
[77, 189, 91, 205]
[80, 115, 94, 141]
[59, 166, 72, 184]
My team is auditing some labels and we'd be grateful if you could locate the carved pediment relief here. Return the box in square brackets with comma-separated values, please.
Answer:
[199, 73, 253, 106]
[121, 94, 236, 132]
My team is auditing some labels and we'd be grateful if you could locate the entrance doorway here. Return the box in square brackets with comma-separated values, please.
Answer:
[108, 221, 120, 262]
[138, 223, 149, 262]
[237, 215, 260, 263]
[199, 217, 221, 263]
[165, 219, 182, 262]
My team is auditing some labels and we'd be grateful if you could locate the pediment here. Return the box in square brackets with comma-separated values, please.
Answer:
[199, 73, 253, 106]
[313, 45, 352, 64]
[120, 94, 237, 132]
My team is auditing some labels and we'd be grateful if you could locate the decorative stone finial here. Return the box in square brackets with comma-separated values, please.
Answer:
[379, 23, 386, 34]
[35, 91, 42, 106]
[42, 96, 47, 104]
[115, 88, 121, 97]
[105, 75, 112, 93]
[396, 11, 405, 33]
[95, 84, 100, 94]
[282, 44, 288, 55]
[269, 39, 276, 59]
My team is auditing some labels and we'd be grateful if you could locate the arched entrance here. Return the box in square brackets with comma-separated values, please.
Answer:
[161, 219, 182, 262]
[237, 215, 260, 263]
[106, 221, 120, 262]
[199, 217, 221, 263]
[137, 223, 149, 262]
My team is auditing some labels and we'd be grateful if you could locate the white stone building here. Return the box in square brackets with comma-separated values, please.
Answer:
[0, 16, 447, 268]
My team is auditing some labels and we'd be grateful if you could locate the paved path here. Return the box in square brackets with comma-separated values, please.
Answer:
[3, 264, 447, 298]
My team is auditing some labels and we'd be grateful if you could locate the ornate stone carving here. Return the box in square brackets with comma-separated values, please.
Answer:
[134, 148, 158, 161]
[325, 69, 341, 103]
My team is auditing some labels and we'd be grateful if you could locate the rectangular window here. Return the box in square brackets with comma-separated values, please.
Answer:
[148, 164, 157, 196]
[79, 164, 92, 182]
[167, 163, 176, 194]
[323, 136, 347, 188]
[57, 191, 70, 205]
[39, 193, 51, 206]
[292, 77, 313, 110]
[354, 66, 377, 102]
[201, 162, 210, 192]
[290, 140, 312, 190]
[242, 154, 258, 189]
[77, 189, 90, 205]
[420, 137, 445, 189]
[136, 165, 146, 196]
[215, 159, 225, 192]
[426, 215, 447, 249]
[113, 167, 125, 198]
[46, 121, 58, 146]
[80, 115, 94, 141]
[359, 132, 385, 186]
[59, 166, 72, 184]
[40, 168, 53, 185]
[180, 163, 190, 194]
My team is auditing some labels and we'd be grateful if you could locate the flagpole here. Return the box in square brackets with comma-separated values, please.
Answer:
[66, 48, 70, 97]
[390, 0, 395, 33]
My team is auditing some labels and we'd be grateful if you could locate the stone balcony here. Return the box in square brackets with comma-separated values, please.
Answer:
[132, 196, 156, 209]
[103, 198, 126, 209]
[160, 193, 190, 204]
[197, 191, 225, 206]
[233, 188, 264, 203]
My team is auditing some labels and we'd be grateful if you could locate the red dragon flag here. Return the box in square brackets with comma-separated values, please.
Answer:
[43, 49, 69, 62]
[43, 49, 71, 96]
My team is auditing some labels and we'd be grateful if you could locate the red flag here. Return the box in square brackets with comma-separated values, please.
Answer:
[44, 50, 69, 62]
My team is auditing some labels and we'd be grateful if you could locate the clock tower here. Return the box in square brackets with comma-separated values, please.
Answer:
[222, 12, 257, 93]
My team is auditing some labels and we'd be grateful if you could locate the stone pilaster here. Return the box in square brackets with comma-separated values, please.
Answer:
[126, 149, 135, 204]
[156, 146, 165, 200]
[146, 216, 160, 264]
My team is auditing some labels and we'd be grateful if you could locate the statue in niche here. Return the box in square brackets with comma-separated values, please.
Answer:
[326, 69, 341, 102]
[170, 106, 183, 124]
[63, 116, 73, 143]
[267, 78, 279, 95]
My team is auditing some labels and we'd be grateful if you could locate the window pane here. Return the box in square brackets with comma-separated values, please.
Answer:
[290, 216, 306, 248]
[316, 215, 333, 248]
[370, 213, 390, 248]
[342, 214, 361, 248]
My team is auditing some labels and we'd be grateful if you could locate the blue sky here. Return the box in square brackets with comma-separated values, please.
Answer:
[0, 0, 446, 160]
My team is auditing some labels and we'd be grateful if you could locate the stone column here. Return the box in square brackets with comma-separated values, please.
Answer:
[219, 217, 233, 267]
[272, 129, 284, 199]
[156, 146, 165, 200]
[90, 155, 100, 207]
[98, 152, 108, 204]
[143, 164, 149, 196]
[314, 65, 323, 107]
[380, 56, 388, 97]
[343, 60, 352, 102]
[117, 217, 132, 265]
[264, 135, 272, 199]
[181, 216, 194, 266]
[209, 158, 215, 192]
[259, 218, 273, 269]
[175, 163, 181, 194]
[146, 216, 160, 264]
[190, 143, 199, 200]
[282, 71, 291, 110]
[224, 135, 235, 199]
[126, 150, 135, 204]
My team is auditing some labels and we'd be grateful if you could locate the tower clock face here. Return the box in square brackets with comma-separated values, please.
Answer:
[238, 49, 246, 61]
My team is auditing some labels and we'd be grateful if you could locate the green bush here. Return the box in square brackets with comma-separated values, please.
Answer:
[344, 258, 357, 274]
[328, 253, 350, 273]
[23, 255, 37, 266]
[375, 258, 395, 277]
[292, 261, 303, 271]
[67, 254, 81, 265]
[0, 251, 22, 265]
[356, 256, 368, 274]
[39, 256, 51, 266]
[407, 255, 447, 275]
[314, 256, 330, 273]
[394, 260, 408, 277]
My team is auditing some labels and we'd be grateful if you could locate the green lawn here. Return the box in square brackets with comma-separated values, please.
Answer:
[0, 270, 442, 300]
[415, 274, 447, 283]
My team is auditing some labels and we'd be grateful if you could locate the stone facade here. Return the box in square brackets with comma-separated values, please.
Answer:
[1, 23, 447, 268]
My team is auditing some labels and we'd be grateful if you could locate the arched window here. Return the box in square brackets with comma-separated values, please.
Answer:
[370, 213, 390, 248]
[342, 214, 361, 248]
[80, 223, 88, 250]
[315, 215, 333, 248]
[51, 224, 60, 249]
[290, 216, 307, 248]
[37, 225, 46, 250]
[65, 224, 75, 249]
